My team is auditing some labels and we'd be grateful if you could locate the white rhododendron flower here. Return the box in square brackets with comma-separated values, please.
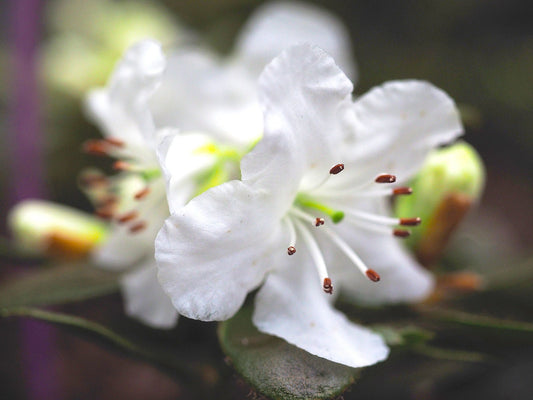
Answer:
[149, 1, 356, 146]
[83, 40, 235, 328]
[82, 2, 357, 328]
[155, 44, 463, 367]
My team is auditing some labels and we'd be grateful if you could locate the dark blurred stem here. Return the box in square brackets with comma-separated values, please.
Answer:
[9, 0, 59, 399]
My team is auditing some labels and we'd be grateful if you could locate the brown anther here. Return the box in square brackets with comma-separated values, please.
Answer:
[117, 211, 139, 224]
[323, 277, 333, 294]
[365, 269, 381, 282]
[400, 217, 421, 226]
[393, 229, 411, 238]
[113, 160, 131, 171]
[287, 246, 296, 255]
[393, 187, 413, 195]
[79, 174, 108, 187]
[82, 140, 108, 156]
[104, 137, 125, 147]
[95, 208, 114, 220]
[98, 195, 118, 208]
[134, 187, 151, 200]
[129, 221, 147, 233]
[329, 163, 345, 175]
[375, 174, 396, 183]
[315, 218, 325, 227]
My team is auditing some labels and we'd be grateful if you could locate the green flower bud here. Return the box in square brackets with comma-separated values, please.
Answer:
[8, 200, 108, 257]
[395, 141, 485, 266]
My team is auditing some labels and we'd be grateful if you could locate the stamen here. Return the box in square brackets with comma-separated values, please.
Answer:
[400, 217, 421, 226]
[117, 211, 139, 224]
[393, 187, 413, 195]
[393, 229, 411, 238]
[305, 163, 344, 192]
[95, 208, 114, 220]
[79, 173, 108, 188]
[315, 217, 325, 227]
[82, 140, 108, 156]
[104, 137, 125, 147]
[375, 174, 396, 183]
[365, 269, 381, 282]
[129, 221, 147, 233]
[98, 195, 118, 208]
[323, 277, 333, 294]
[134, 187, 151, 200]
[294, 219, 331, 292]
[284, 217, 297, 255]
[321, 226, 378, 281]
[329, 163, 344, 175]
[345, 209, 400, 226]
[113, 161, 132, 171]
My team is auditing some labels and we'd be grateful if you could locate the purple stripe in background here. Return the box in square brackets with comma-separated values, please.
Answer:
[9, 0, 61, 399]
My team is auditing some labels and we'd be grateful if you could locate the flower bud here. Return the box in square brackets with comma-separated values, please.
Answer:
[395, 141, 485, 266]
[8, 200, 108, 258]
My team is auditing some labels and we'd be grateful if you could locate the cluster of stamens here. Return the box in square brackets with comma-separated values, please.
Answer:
[81, 137, 155, 235]
[284, 163, 421, 295]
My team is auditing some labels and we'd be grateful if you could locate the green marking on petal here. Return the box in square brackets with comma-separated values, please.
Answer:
[295, 194, 344, 224]
[140, 168, 161, 182]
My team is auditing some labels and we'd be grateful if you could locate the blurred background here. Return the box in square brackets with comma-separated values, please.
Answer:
[1, 0, 532, 399]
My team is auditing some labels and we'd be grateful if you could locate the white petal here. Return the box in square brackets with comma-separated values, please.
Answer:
[328, 200, 434, 304]
[156, 129, 216, 214]
[234, 1, 357, 81]
[253, 251, 389, 368]
[149, 47, 262, 146]
[92, 226, 153, 269]
[249, 44, 353, 195]
[156, 180, 284, 321]
[85, 39, 165, 147]
[92, 179, 168, 269]
[341, 80, 463, 183]
[120, 261, 178, 329]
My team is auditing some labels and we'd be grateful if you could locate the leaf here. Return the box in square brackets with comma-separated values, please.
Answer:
[218, 305, 360, 400]
[0, 263, 120, 309]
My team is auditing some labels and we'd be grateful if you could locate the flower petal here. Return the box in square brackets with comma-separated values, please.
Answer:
[246, 44, 353, 198]
[155, 180, 284, 321]
[156, 129, 217, 214]
[328, 200, 434, 304]
[253, 251, 389, 368]
[149, 47, 262, 146]
[120, 261, 178, 329]
[92, 178, 168, 269]
[234, 1, 357, 81]
[85, 39, 165, 147]
[340, 80, 463, 184]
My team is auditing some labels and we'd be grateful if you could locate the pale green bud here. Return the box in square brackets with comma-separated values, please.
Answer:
[395, 141, 485, 265]
[8, 200, 108, 257]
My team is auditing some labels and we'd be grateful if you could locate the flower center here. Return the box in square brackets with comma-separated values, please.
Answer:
[82, 136, 244, 235]
[283, 163, 420, 295]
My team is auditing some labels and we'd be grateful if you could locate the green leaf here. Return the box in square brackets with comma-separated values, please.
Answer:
[218, 305, 360, 400]
[0, 262, 120, 309]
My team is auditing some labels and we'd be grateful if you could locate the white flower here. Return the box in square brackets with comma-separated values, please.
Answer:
[82, 2, 358, 329]
[83, 40, 228, 328]
[155, 44, 463, 367]
[149, 1, 356, 146]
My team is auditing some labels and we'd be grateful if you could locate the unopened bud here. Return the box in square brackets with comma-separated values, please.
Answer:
[395, 141, 485, 266]
[8, 200, 108, 258]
